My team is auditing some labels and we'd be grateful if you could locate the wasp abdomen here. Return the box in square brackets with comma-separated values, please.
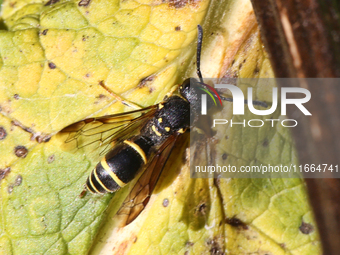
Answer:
[86, 136, 153, 194]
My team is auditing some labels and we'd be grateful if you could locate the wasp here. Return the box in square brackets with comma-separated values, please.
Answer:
[57, 25, 267, 226]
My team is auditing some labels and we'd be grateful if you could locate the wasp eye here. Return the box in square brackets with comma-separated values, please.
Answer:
[179, 79, 191, 94]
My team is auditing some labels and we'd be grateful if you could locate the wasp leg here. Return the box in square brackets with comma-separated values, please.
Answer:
[79, 186, 88, 198]
[99, 81, 143, 110]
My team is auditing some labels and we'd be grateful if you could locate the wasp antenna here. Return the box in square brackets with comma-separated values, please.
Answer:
[220, 96, 233, 103]
[196, 25, 204, 84]
[220, 96, 268, 108]
[245, 100, 268, 108]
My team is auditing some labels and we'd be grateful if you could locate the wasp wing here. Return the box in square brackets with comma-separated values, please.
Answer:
[57, 105, 158, 159]
[116, 134, 179, 227]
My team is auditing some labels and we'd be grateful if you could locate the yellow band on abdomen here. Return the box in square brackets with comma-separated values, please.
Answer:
[100, 157, 126, 187]
[93, 167, 114, 192]
[123, 140, 147, 164]
[88, 174, 102, 193]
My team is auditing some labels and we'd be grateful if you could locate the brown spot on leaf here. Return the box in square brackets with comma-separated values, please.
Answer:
[47, 154, 55, 164]
[78, 0, 91, 6]
[7, 176, 24, 193]
[48, 62, 56, 69]
[299, 221, 314, 234]
[14, 146, 28, 158]
[196, 202, 207, 216]
[0, 127, 7, 140]
[167, 0, 198, 8]
[175, 26, 181, 31]
[186, 241, 194, 247]
[41, 29, 48, 35]
[12, 120, 35, 137]
[0, 167, 11, 181]
[222, 153, 228, 160]
[262, 138, 269, 147]
[44, 0, 60, 6]
[14, 175, 22, 186]
[36, 134, 51, 143]
[13, 94, 19, 100]
[94, 94, 107, 104]
[12, 119, 50, 143]
[206, 238, 224, 255]
[226, 216, 249, 230]
[82, 35, 90, 41]
[138, 75, 155, 88]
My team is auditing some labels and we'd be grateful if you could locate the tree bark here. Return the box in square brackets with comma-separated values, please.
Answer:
[251, 0, 340, 254]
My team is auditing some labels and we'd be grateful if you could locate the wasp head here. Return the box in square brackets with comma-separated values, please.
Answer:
[180, 78, 222, 112]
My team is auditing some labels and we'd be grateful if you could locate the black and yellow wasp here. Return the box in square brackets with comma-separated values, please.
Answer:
[57, 25, 266, 226]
